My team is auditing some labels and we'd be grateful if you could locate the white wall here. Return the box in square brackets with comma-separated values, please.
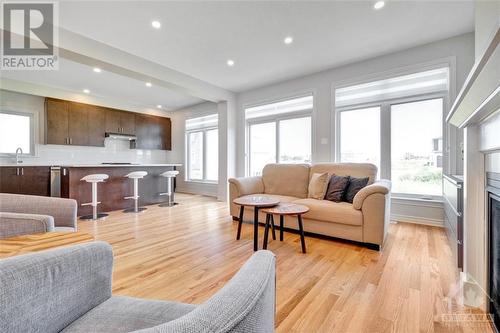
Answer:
[166, 102, 219, 197]
[0, 89, 175, 165]
[235, 33, 475, 225]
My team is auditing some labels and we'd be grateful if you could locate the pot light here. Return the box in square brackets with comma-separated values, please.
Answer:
[157, 104, 162, 109]
[284, 36, 293, 45]
[83, 89, 90, 94]
[151, 20, 161, 29]
[145, 82, 152, 87]
[226, 59, 235, 67]
[93, 67, 102, 73]
[373, 1, 385, 9]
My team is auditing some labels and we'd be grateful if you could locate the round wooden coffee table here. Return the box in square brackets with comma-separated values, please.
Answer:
[261, 203, 309, 253]
[233, 195, 280, 251]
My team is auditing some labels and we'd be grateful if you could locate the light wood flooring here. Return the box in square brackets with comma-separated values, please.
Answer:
[78, 193, 492, 333]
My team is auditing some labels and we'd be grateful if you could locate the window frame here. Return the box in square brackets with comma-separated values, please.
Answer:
[336, 92, 447, 200]
[185, 119, 218, 184]
[0, 110, 36, 157]
[246, 110, 313, 177]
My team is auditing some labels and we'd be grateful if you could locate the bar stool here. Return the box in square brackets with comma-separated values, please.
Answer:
[80, 174, 109, 220]
[124, 171, 148, 213]
[159, 170, 179, 207]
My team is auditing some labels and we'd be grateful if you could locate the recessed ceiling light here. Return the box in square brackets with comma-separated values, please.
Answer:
[93, 67, 101, 73]
[145, 82, 152, 87]
[156, 104, 162, 109]
[83, 89, 90, 94]
[226, 59, 235, 67]
[373, 1, 385, 10]
[151, 20, 161, 29]
[284, 36, 293, 44]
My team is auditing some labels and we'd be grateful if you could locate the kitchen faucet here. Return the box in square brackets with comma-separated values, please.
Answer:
[15, 147, 23, 164]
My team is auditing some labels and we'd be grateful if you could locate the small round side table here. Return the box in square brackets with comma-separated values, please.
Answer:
[261, 203, 309, 253]
[233, 195, 280, 251]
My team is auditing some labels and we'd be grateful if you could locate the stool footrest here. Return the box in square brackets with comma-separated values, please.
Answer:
[124, 196, 140, 200]
[81, 202, 101, 206]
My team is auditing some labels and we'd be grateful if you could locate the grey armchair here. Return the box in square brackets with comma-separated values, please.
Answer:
[0, 193, 77, 238]
[0, 242, 276, 333]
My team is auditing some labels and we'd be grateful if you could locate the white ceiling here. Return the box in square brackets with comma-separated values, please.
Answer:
[57, 0, 475, 92]
[1, 58, 204, 111]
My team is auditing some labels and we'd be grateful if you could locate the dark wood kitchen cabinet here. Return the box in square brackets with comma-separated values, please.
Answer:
[45, 98, 69, 145]
[45, 98, 171, 150]
[135, 114, 160, 150]
[0, 166, 50, 196]
[105, 109, 135, 135]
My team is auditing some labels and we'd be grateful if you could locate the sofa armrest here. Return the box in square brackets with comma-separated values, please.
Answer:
[0, 212, 55, 239]
[0, 241, 113, 333]
[137, 250, 276, 333]
[228, 177, 264, 217]
[0, 193, 77, 230]
[352, 179, 391, 210]
[357, 180, 391, 247]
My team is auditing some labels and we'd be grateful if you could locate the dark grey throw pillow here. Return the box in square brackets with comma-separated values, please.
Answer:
[344, 177, 369, 203]
[324, 175, 350, 202]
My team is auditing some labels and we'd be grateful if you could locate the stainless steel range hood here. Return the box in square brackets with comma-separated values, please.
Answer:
[105, 132, 137, 140]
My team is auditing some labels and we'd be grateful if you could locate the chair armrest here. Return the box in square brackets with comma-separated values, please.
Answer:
[0, 212, 55, 239]
[137, 250, 276, 333]
[352, 179, 391, 210]
[228, 176, 264, 197]
[0, 241, 113, 333]
[228, 177, 264, 217]
[0, 193, 77, 229]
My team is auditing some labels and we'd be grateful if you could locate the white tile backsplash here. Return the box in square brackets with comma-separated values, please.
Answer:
[0, 138, 172, 166]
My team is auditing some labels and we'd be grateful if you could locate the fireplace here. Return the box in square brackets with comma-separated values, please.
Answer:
[488, 172, 500, 330]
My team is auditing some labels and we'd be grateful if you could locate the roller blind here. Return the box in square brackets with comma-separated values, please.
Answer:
[335, 67, 449, 108]
[186, 114, 218, 131]
[245, 95, 313, 120]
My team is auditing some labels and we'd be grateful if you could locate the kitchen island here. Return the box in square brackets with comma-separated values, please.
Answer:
[60, 164, 181, 216]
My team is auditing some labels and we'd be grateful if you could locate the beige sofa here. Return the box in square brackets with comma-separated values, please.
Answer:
[228, 163, 391, 250]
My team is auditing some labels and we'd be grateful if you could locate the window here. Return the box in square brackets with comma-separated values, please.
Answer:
[246, 95, 313, 176]
[186, 114, 218, 182]
[391, 99, 443, 196]
[339, 107, 380, 170]
[336, 67, 448, 198]
[0, 111, 34, 155]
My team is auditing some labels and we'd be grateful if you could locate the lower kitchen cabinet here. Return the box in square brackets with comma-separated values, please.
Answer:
[0, 166, 50, 196]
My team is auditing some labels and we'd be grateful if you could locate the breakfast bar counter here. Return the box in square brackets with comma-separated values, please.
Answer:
[60, 164, 181, 216]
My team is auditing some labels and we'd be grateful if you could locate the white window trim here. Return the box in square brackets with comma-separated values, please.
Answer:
[0, 110, 36, 157]
[185, 125, 218, 184]
[335, 93, 448, 200]
[246, 110, 313, 177]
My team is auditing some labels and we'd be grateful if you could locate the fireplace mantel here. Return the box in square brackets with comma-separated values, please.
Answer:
[446, 28, 499, 128]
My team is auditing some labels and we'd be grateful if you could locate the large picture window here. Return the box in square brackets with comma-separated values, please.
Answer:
[336, 67, 447, 198]
[186, 114, 218, 182]
[246, 95, 313, 176]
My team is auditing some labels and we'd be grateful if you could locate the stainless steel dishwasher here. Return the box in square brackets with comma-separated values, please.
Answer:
[50, 166, 61, 197]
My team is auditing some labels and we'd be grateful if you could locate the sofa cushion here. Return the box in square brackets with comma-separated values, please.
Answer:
[324, 175, 350, 202]
[310, 163, 377, 184]
[61, 296, 196, 333]
[262, 164, 310, 198]
[344, 176, 369, 203]
[293, 199, 363, 226]
[307, 172, 329, 199]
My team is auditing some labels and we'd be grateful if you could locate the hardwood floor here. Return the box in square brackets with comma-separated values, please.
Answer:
[78, 193, 492, 333]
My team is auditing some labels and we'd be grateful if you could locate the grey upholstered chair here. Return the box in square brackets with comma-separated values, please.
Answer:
[0, 193, 77, 238]
[0, 242, 276, 333]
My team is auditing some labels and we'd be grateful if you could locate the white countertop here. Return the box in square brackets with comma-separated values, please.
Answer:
[0, 163, 182, 167]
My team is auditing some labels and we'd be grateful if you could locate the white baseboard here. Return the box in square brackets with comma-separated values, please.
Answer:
[391, 214, 444, 227]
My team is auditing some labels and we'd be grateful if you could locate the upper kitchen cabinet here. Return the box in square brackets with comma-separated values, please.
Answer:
[45, 98, 171, 150]
[135, 114, 160, 150]
[105, 108, 135, 135]
[45, 98, 101, 147]
[45, 98, 69, 145]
